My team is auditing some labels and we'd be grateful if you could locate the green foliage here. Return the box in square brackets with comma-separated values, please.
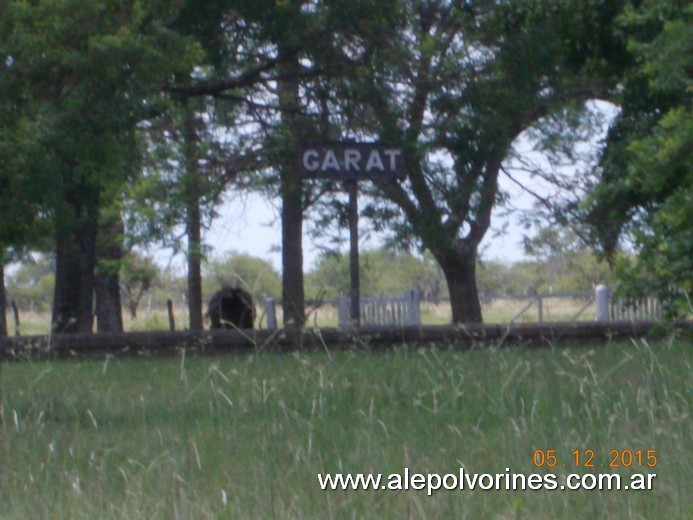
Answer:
[365, 249, 444, 301]
[203, 252, 281, 301]
[126, 94, 241, 255]
[120, 252, 160, 319]
[305, 245, 614, 301]
[0, 0, 201, 329]
[305, 248, 444, 300]
[521, 226, 617, 294]
[305, 253, 350, 299]
[611, 187, 693, 317]
[587, 0, 692, 316]
[149, 268, 189, 309]
[477, 261, 538, 297]
[1, 0, 196, 198]
[477, 254, 614, 297]
[5, 255, 55, 312]
[6, 0, 683, 326]
[303, 0, 630, 322]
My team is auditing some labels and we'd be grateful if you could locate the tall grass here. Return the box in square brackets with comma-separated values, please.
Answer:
[0, 339, 690, 519]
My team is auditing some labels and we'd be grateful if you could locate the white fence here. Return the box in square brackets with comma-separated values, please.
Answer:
[261, 285, 662, 329]
[610, 297, 662, 322]
[480, 291, 596, 324]
[337, 290, 421, 327]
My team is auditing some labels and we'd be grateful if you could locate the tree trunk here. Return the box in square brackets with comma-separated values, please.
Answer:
[0, 262, 6, 338]
[278, 46, 305, 329]
[129, 299, 138, 320]
[183, 98, 204, 331]
[52, 192, 99, 334]
[94, 273, 123, 332]
[436, 249, 483, 324]
[94, 212, 124, 333]
[280, 167, 305, 329]
[187, 214, 203, 330]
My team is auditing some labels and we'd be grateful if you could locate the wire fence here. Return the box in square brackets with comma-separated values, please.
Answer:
[263, 285, 662, 329]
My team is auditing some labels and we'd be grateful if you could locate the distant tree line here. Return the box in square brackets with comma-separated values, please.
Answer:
[5, 242, 617, 321]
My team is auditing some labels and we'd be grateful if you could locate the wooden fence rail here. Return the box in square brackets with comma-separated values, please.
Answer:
[1, 321, 690, 361]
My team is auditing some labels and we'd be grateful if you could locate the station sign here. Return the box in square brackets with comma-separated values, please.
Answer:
[299, 143, 406, 181]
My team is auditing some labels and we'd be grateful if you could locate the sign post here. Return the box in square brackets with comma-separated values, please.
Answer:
[348, 180, 360, 323]
[299, 143, 406, 325]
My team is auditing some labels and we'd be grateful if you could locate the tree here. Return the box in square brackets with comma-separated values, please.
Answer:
[203, 252, 281, 302]
[164, 0, 625, 326]
[268, 0, 400, 328]
[133, 1, 291, 330]
[0, 4, 51, 335]
[586, 0, 692, 316]
[326, 0, 625, 323]
[1, 0, 195, 333]
[94, 203, 126, 332]
[0, 255, 6, 337]
[128, 92, 248, 330]
[169, 0, 399, 330]
[523, 226, 616, 292]
[120, 252, 160, 320]
[306, 248, 445, 300]
[4, 254, 55, 312]
[181, 97, 206, 330]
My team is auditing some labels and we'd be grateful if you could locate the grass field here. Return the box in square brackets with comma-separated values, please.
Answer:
[0, 338, 690, 519]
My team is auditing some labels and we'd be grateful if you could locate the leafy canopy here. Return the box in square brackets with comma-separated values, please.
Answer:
[587, 0, 692, 316]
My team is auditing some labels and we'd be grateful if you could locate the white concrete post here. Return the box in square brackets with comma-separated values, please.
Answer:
[408, 289, 421, 326]
[337, 296, 350, 328]
[265, 298, 277, 330]
[595, 285, 610, 322]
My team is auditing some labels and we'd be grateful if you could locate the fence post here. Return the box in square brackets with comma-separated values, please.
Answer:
[408, 290, 421, 326]
[11, 301, 20, 337]
[167, 299, 175, 331]
[595, 285, 609, 322]
[265, 298, 277, 330]
[337, 296, 350, 328]
[536, 295, 543, 323]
